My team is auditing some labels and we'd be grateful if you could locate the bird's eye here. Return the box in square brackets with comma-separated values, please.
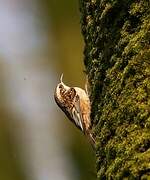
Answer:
[59, 84, 63, 89]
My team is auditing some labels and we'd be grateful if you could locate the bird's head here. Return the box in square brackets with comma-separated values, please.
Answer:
[54, 74, 76, 107]
[54, 74, 69, 102]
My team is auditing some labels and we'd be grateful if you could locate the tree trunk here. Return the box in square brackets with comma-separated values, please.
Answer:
[79, 0, 150, 179]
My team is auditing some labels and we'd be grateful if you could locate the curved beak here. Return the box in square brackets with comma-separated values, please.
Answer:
[59, 74, 69, 89]
[60, 73, 63, 83]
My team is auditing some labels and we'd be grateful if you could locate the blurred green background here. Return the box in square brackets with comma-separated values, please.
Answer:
[0, 0, 96, 180]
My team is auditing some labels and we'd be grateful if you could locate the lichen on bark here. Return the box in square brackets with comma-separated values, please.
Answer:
[79, 0, 150, 179]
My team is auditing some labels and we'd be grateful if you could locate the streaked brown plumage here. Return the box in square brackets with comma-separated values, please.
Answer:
[54, 74, 95, 144]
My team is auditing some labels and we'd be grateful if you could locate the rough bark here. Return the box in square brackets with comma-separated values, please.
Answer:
[79, 0, 150, 179]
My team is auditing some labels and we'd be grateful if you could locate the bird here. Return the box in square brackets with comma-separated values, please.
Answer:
[54, 74, 95, 145]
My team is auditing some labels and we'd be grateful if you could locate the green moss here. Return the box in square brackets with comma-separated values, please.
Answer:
[79, 0, 150, 178]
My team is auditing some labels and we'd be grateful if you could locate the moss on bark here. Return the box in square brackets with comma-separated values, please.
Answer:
[79, 0, 150, 179]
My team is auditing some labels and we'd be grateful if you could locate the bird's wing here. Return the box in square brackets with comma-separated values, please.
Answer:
[72, 95, 84, 131]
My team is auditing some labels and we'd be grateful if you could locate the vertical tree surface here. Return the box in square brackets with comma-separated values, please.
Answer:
[79, 0, 150, 179]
